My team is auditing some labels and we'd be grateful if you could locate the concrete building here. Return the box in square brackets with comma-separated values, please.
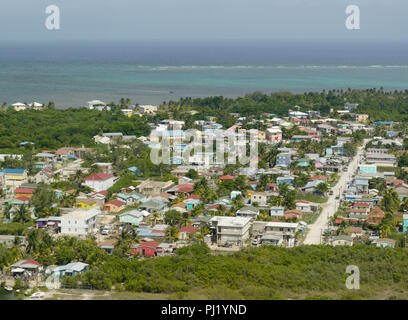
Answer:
[210, 216, 251, 246]
[60, 209, 100, 236]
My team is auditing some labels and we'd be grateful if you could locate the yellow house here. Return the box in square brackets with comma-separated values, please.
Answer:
[75, 198, 97, 210]
[3, 168, 27, 189]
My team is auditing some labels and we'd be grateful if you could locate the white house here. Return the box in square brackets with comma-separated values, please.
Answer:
[138, 105, 158, 115]
[12, 102, 27, 111]
[210, 216, 251, 246]
[60, 208, 100, 236]
[83, 173, 116, 192]
[87, 100, 109, 111]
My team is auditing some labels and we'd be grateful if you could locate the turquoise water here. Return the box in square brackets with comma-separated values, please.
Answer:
[1, 40, 408, 107]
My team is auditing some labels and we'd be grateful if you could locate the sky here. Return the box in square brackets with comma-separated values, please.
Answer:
[0, 0, 407, 42]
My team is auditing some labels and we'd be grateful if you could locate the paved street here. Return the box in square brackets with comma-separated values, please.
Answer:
[303, 139, 369, 245]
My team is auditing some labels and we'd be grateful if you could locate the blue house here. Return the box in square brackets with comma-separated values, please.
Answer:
[128, 166, 141, 176]
[277, 176, 294, 185]
[403, 214, 408, 233]
[52, 262, 90, 277]
[185, 199, 200, 210]
[276, 153, 291, 167]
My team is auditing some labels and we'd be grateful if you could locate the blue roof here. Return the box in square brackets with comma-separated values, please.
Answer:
[3, 168, 25, 174]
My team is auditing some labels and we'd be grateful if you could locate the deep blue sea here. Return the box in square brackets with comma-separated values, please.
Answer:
[1, 40, 408, 107]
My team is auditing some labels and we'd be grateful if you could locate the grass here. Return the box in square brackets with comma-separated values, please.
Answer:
[295, 193, 328, 203]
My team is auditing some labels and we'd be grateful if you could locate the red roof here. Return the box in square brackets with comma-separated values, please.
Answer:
[179, 226, 198, 233]
[296, 200, 310, 204]
[137, 241, 161, 248]
[54, 149, 69, 155]
[185, 194, 200, 200]
[16, 196, 30, 202]
[105, 199, 125, 207]
[310, 175, 328, 180]
[176, 184, 194, 193]
[354, 202, 370, 207]
[96, 190, 109, 197]
[206, 204, 225, 210]
[22, 259, 41, 266]
[84, 173, 114, 181]
[220, 175, 235, 180]
[335, 219, 343, 224]
[14, 188, 35, 194]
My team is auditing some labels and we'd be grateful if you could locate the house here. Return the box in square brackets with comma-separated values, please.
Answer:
[12, 102, 27, 111]
[128, 166, 141, 176]
[301, 180, 322, 193]
[219, 175, 235, 183]
[367, 207, 385, 225]
[184, 198, 200, 210]
[98, 239, 117, 254]
[355, 114, 369, 123]
[10, 259, 42, 276]
[372, 238, 396, 248]
[236, 206, 260, 219]
[139, 198, 168, 213]
[210, 216, 251, 246]
[284, 210, 303, 220]
[87, 100, 106, 110]
[103, 199, 126, 213]
[263, 221, 299, 246]
[59, 208, 100, 236]
[3, 168, 27, 189]
[276, 153, 291, 167]
[119, 210, 145, 226]
[249, 191, 268, 206]
[138, 105, 158, 115]
[136, 180, 175, 196]
[266, 127, 282, 143]
[331, 235, 353, 246]
[52, 262, 90, 277]
[83, 173, 116, 192]
[75, 198, 97, 210]
[14, 188, 35, 199]
[259, 235, 283, 246]
[36, 217, 61, 231]
[269, 206, 285, 217]
[178, 226, 198, 240]
[403, 214, 408, 233]
[0, 235, 26, 248]
[295, 201, 318, 213]
[345, 227, 363, 238]
[131, 241, 161, 256]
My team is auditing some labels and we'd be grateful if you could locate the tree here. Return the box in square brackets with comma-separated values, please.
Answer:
[164, 210, 183, 227]
[186, 169, 199, 180]
[316, 183, 329, 196]
[13, 205, 31, 224]
[165, 226, 179, 242]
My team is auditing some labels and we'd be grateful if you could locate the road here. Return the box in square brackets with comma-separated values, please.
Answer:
[302, 139, 369, 245]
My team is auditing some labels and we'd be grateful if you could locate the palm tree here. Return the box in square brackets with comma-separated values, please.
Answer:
[13, 205, 30, 224]
[165, 226, 179, 243]
[379, 224, 391, 238]
[151, 211, 161, 226]
[26, 229, 41, 254]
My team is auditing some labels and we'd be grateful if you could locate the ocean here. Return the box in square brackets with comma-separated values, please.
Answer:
[1, 40, 408, 107]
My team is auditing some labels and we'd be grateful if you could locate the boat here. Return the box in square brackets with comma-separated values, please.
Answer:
[4, 286, 12, 292]
[30, 292, 45, 299]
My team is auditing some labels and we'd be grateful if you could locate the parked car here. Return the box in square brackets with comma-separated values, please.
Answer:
[222, 242, 232, 248]
[252, 239, 259, 246]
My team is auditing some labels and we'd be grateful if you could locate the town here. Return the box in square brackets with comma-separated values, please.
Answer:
[0, 92, 407, 299]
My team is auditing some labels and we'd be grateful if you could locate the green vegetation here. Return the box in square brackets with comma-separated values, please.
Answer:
[295, 193, 328, 203]
[48, 244, 408, 299]
[0, 108, 150, 152]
